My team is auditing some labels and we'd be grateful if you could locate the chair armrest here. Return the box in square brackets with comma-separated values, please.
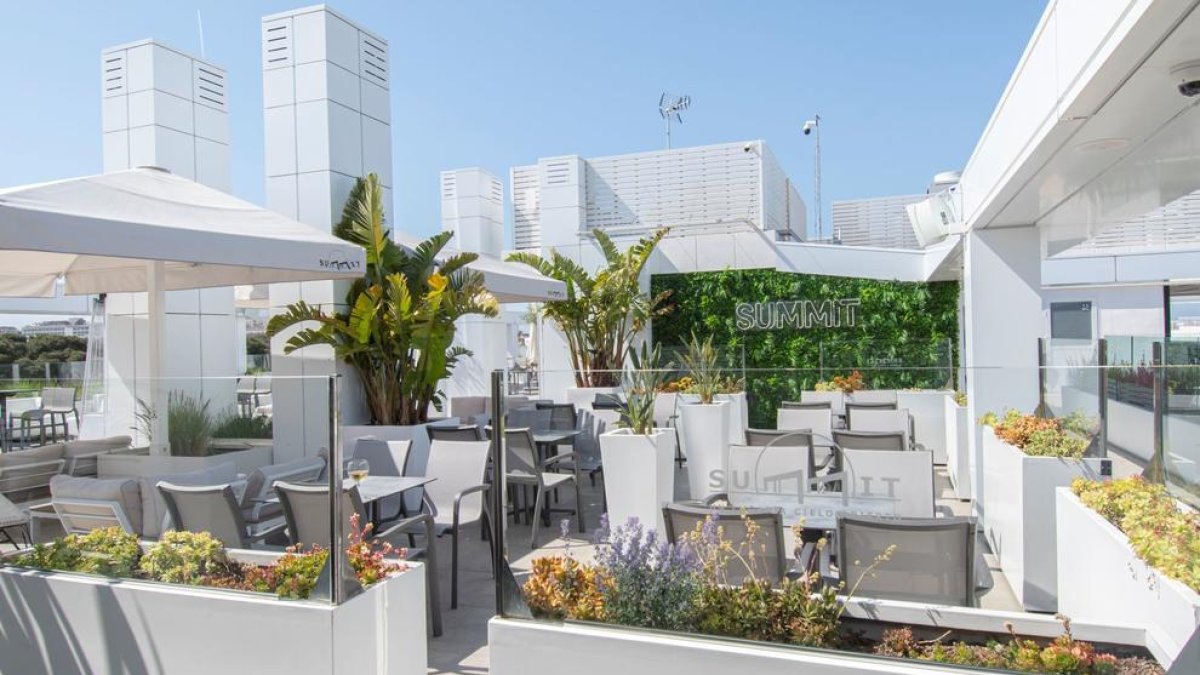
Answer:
[375, 512, 435, 542]
[703, 493, 729, 506]
[451, 483, 490, 527]
[541, 451, 575, 468]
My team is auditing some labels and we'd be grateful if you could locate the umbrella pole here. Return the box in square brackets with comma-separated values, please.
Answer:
[146, 261, 169, 455]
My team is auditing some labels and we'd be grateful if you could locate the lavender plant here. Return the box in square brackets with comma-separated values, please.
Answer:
[593, 515, 703, 631]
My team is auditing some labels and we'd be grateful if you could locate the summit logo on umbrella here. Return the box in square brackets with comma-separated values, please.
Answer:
[318, 250, 362, 272]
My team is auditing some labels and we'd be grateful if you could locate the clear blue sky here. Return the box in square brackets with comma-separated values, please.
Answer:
[0, 1, 1045, 241]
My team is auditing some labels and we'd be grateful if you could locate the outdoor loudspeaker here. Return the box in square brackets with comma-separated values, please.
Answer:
[906, 192, 955, 248]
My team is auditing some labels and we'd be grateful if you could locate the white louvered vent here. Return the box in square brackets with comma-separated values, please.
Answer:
[831, 194, 925, 249]
[583, 143, 761, 233]
[102, 53, 125, 95]
[512, 165, 542, 250]
[360, 34, 388, 86]
[1061, 190, 1200, 256]
[194, 64, 226, 109]
[262, 20, 292, 66]
[441, 173, 457, 200]
[490, 178, 503, 205]
[543, 160, 572, 186]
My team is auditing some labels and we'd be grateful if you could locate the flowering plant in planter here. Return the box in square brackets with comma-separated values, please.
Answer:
[1072, 477, 1200, 594]
[814, 370, 865, 394]
[8, 514, 405, 600]
[522, 515, 1161, 673]
[980, 409, 1093, 458]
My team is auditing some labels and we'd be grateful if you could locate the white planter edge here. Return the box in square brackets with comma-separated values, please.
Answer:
[490, 594, 1162, 675]
[0, 557, 427, 674]
[1056, 487, 1200, 667]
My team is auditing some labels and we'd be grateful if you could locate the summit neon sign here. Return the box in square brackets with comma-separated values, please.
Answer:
[734, 299, 861, 331]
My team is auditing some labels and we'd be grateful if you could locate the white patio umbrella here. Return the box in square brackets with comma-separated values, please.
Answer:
[391, 231, 566, 303]
[0, 167, 367, 451]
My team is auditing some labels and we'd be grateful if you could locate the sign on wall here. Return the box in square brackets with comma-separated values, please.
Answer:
[734, 299, 862, 331]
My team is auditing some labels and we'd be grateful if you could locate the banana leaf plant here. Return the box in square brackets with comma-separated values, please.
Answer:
[507, 228, 671, 387]
[267, 173, 499, 425]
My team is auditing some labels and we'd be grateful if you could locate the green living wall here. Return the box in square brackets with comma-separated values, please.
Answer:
[650, 269, 960, 427]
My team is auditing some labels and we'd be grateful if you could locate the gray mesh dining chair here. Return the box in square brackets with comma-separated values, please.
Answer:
[845, 401, 898, 427]
[833, 429, 906, 452]
[157, 481, 284, 549]
[422, 439, 492, 608]
[504, 427, 583, 548]
[780, 400, 832, 410]
[274, 480, 443, 636]
[744, 428, 840, 489]
[837, 514, 977, 607]
[352, 438, 410, 520]
[662, 502, 789, 586]
[428, 425, 484, 442]
[535, 402, 602, 485]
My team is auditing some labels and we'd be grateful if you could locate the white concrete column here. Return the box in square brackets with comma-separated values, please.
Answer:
[962, 226, 1043, 517]
[100, 40, 236, 443]
[441, 168, 508, 397]
[262, 6, 392, 460]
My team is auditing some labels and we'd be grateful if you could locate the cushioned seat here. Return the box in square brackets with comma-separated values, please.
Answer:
[61, 436, 133, 476]
[50, 474, 143, 534]
[0, 444, 66, 502]
[138, 462, 240, 538]
[239, 456, 325, 525]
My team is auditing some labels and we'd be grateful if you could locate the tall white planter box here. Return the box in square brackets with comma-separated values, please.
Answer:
[0, 555, 427, 675]
[981, 426, 1109, 612]
[947, 402, 972, 500]
[896, 391, 951, 464]
[491, 594, 1167, 674]
[677, 401, 729, 501]
[715, 392, 748, 445]
[653, 392, 679, 428]
[599, 429, 675, 533]
[1057, 488, 1200, 666]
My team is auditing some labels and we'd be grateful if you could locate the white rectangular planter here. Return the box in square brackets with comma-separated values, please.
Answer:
[98, 444, 274, 478]
[677, 401, 729, 501]
[491, 594, 1165, 675]
[653, 392, 678, 429]
[0, 557, 427, 675]
[947, 402, 971, 500]
[896, 390, 951, 464]
[599, 429, 675, 533]
[981, 426, 1109, 612]
[1057, 488, 1200, 667]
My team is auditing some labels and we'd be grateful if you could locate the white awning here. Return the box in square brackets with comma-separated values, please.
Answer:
[0, 167, 366, 297]
[392, 231, 565, 303]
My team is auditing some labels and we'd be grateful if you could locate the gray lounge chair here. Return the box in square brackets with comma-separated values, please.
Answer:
[833, 429, 906, 452]
[422, 439, 492, 608]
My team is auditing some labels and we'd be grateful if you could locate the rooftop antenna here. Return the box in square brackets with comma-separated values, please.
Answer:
[197, 10, 206, 59]
[659, 93, 691, 150]
[802, 115, 822, 240]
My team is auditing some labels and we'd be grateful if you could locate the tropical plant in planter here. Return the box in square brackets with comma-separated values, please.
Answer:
[677, 333, 730, 499]
[506, 228, 670, 387]
[267, 174, 499, 425]
[599, 343, 675, 531]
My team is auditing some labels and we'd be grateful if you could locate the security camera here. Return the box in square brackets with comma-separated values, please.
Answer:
[802, 119, 818, 136]
[743, 143, 753, 153]
[1172, 61, 1200, 97]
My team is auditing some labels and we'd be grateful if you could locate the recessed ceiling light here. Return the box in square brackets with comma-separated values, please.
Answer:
[1075, 138, 1130, 153]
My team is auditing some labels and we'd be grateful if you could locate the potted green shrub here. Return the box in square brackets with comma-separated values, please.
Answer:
[598, 343, 674, 533]
[676, 333, 729, 500]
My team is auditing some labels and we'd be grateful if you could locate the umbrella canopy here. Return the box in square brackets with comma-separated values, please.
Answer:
[392, 231, 565, 303]
[0, 167, 366, 296]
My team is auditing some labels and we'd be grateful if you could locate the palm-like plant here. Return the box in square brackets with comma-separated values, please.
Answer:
[507, 228, 671, 387]
[267, 174, 499, 425]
